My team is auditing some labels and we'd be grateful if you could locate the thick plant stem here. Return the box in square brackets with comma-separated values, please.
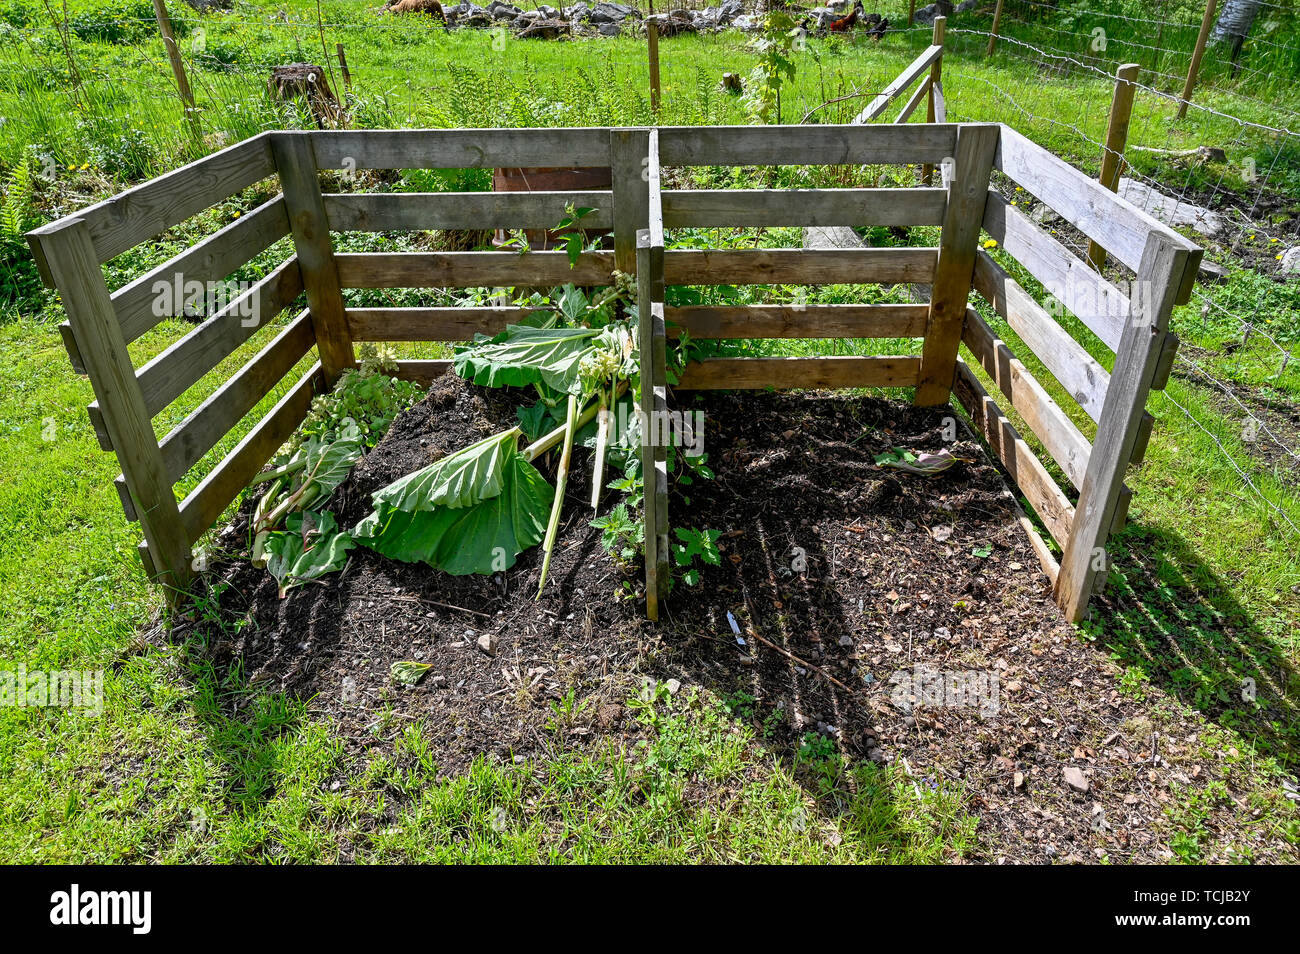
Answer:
[247, 457, 306, 488]
[591, 398, 610, 511]
[537, 393, 578, 598]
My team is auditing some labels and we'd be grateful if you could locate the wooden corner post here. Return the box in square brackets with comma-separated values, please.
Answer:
[914, 122, 999, 407]
[612, 127, 668, 619]
[1056, 234, 1198, 621]
[26, 220, 195, 597]
[271, 132, 355, 385]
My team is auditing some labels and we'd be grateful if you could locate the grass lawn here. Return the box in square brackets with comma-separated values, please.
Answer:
[0, 0, 1297, 862]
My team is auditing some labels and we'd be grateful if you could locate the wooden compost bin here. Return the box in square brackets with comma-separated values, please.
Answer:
[26, 123, 1201, 625]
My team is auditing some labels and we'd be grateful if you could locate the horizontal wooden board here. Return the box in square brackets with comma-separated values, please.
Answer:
[664, 303, 929, 339]
[676, 356, 921, 390]
[995, 125, 1199, 282]
[158, 309, 316, 483]
[111, 195, 290, 344]
[982, 192, 1128, 352]
[30, 133, 276, 265]
[334, 250, 615, 288]
[323, 191, 613, 232]
[657, 124, 960, 166]
[664, 248, 936, 286]
[953, 359, 1075, 548]
[346, 306, 542, 341]
[135, 257, 304, 416]
[661, 188, 946, 228]
[178, 363, 322, 544]
[390, 359, 453, 386]
[972, 249, 1109, 423]
[962, 306, 1092, 489]
[308, 128, 613, 169]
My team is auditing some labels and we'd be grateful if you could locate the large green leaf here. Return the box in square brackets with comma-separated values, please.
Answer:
[453, 324, 600, 394]
[264, 511, 354, 597]
[372, 427, 521, 513]
[301, 418, 365, 498]
[353, 450, 554, 575]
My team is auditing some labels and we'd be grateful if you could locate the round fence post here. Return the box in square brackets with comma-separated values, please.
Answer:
[1087, 62, 1141, 271]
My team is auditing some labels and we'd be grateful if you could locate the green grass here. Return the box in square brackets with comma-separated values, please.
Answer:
[0, 0, 1297, 862]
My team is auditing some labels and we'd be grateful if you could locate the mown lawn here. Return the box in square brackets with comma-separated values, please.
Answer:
[0, 0, 1296, 861]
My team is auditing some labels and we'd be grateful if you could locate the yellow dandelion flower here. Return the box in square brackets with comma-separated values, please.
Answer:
[1010, 200, 1018, 206]
[1248, 234, 1255, 240]
[983, 238, 998, 249]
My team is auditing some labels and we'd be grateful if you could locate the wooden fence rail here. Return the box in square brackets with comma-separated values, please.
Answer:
[28, 123, 1200, 624]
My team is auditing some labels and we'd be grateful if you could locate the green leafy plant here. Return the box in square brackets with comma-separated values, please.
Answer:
[263, 510, 354, 598]
[671, 526, 722, 586]
[590, 502, 645, 566]
[744, 12, 800, 124]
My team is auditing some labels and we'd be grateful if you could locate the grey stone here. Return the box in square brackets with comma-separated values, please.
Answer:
[1117, 177, 1226, 237]
[1063, 766, 1090, 793]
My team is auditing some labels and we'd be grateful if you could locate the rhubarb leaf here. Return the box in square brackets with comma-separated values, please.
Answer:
[372, 427, 521, 513]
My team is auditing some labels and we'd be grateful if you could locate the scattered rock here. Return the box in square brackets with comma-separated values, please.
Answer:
[1117, 177, 1226, 238]
[476, 633, 498, 655]
[1198, 259, 1230, 283]
[1063, 765, 1090, 794]
[1279, 246, 1300, 274]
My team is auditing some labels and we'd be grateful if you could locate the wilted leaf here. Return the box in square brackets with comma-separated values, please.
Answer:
[372, 427, 521, 513]
[264, 511, 354, 597]
[390, 660, 433, 685]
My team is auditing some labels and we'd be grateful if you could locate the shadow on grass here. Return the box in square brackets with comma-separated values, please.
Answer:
[1090, 524, 1299, 772]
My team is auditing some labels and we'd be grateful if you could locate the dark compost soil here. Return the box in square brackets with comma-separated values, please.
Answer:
[182, 373, 1261, 863]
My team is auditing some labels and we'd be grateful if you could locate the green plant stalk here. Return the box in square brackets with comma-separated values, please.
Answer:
[536, 392, 578, 598]
[247, 457, 307, 488]
[251, 475, 287, 567]
[591, 394, 610, 512]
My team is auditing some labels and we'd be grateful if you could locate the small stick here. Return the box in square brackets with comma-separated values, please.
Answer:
[745, 629, 858, 695]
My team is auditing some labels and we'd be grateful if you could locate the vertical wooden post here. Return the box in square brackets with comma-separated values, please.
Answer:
[986, 0, 1005, 56]
[1178, 0, 1218, 119]
[151, 0, 201, 141]
[908, 0, 915, 26]
[914, 123, 999, 407]
[271, 132, 355, 385]
[336, 43, 352, 88]
[1056, 235, 1199, 621]
[612, 128, 667, 620]
[1087, 63, 1140, 271]
[27, 220, 195, 596]
[921, 16, 946, 185]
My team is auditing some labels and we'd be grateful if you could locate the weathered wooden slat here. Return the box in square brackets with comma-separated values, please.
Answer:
[915, 123, 1000, 405]
[346, 306, 540, 341]
[962, 306, 1091, 489]
[389, 359, 453, 386]
[308, 128, 613, 170]
[133, 257, 303, 417]
[322, 191, 614, 232]
[661, 188, 946, 228]
[33, 134, 276, 265]
[665, 303, 929, 339]
[656, 124, 959, 166]
[334, 250, 616, 288]
[29, 221, 195, 591]
[273, 133, 355, 384]
[982, 192, 1128, 352]
[953, 359, 1075, 548]
[972, 249, 1109, 422]
[111, 195, 290, 344]
[853, 44, 944, 123]
[995, 125, 1200, 291]
[676, 356, 921, 390]
[178, 363, 323, 544]
[664, 248, 936, 286]
[157, 309, 316, 483]
[895, 75, 931, 124]
[1056, 235, 1197, 621]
